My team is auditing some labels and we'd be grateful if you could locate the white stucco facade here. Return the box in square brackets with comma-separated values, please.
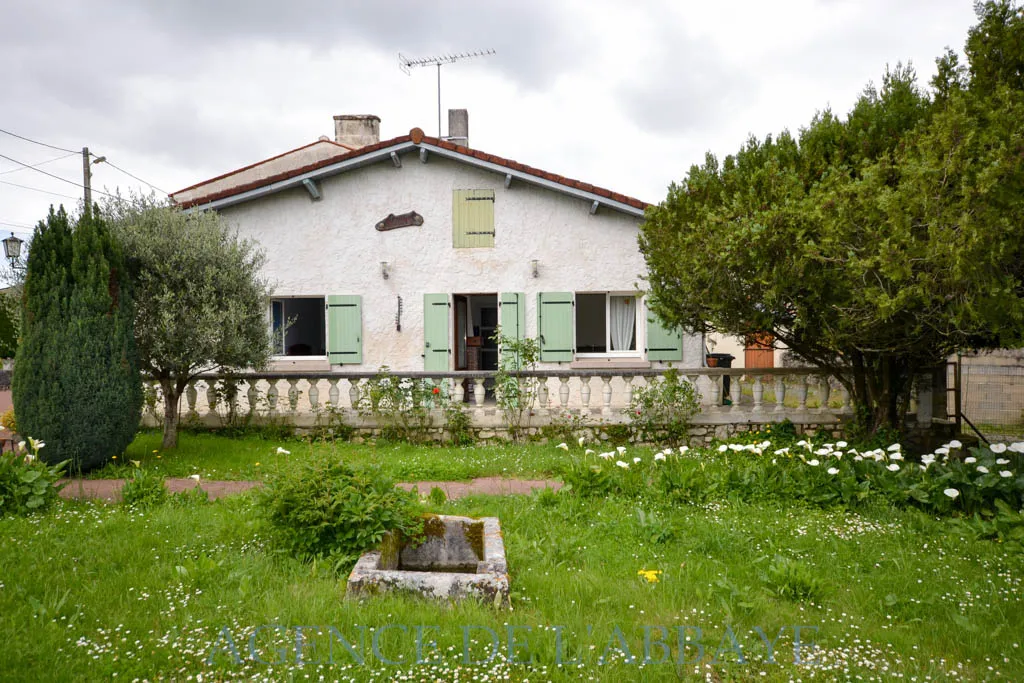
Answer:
[194, 138, 703, 373]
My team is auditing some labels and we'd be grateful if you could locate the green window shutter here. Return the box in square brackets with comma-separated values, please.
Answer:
[646, 313, 683, 361]
[499, 291, 526, 369]
[423, 293, 450, 371]
[327, 295, 362, 364]
[537, 292, 574, 362]
[453, 189, 495, 248]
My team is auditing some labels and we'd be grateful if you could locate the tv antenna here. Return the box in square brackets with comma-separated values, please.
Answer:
[399, 49, 495, 139]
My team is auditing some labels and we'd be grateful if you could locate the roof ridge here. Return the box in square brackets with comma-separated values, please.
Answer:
[173, 128, 650, 212]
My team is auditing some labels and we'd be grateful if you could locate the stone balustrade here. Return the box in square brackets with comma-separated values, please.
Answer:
[138, 367, 921, 437]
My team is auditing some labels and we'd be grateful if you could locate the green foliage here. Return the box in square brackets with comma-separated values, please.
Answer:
[634, 507, 676, 544]
[258, 455, 423, 562]
[764, 555, 825, 602]
[103, 194, 272, 450]
[356, 368, 447, 443]
[0, 440, 66, 516]
[120, 467, 168, 510]
[627, 368, 700, 445]
[640, 4, 1024, 435]
[491, 326, 541, 441]
[426, 486, 448, 507]
[443, 402, 473, 446]
[307, 402, 355, 443]
[13, 207, 143, 472]
[539, 411, 590, 444]
[0, 286, 19, 358]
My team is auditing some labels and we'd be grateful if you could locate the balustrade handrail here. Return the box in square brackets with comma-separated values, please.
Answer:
[178, 366, 847, 382]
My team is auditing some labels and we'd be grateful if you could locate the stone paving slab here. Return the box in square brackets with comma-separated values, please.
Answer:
[58, 476, 560, 503]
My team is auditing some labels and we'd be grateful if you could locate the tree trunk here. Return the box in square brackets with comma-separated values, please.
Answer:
[161, 379, 181, 449]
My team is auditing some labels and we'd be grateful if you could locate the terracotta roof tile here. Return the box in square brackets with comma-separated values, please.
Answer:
[173, 131, 649, 211]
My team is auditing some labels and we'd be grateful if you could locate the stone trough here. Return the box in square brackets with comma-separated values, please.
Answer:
[346, 515, 509, 607]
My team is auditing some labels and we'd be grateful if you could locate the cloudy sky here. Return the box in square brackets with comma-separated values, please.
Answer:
[0, 0, 979, 243]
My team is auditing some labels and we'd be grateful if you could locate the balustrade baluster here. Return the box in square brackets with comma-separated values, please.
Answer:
[558, 377, 570, 409]
[752, 375, 764, 412]
[818, 376, 831, 413]
[709, 375, 721, 409]
[246, 380, 259, 416]
[473, 378, 486, 408]
[623, 375, 635, 408]
[796, 376, 809, 412]
[185, 381, 198, 419]
[287, 378, 300, 412]
[537, 377, 549, 409]
[773, 376, 786, 413]
[601, 376, 613, 415]
[348, 379, 360, 410]
[307, 380, 319, 412]
[580, 377, 592, 411]
[266, 380, 279, 416]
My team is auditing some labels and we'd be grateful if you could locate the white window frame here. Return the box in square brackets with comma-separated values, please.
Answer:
[269, 295, 329, 359]
[574, 291, 644, 358]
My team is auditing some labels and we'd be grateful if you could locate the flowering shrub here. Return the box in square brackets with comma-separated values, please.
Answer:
[356, 367, 449, 443]
[627, 368, 700, 445]
[556, 437, 1024, 535]
[0, 437, 66, 516]
[120, 464, 169, 510]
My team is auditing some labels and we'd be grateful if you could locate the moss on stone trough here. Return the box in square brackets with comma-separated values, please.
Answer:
[346, 515, 509, 607]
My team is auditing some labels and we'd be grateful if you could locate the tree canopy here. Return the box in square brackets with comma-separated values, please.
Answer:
[103, 195, 272, 448]
[640, 1, 1024, 433]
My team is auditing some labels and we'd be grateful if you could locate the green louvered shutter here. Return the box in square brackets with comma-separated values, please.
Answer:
[327, 295, 362, 364]
[452, 189, 495, 248]
[423, 293, 450, 371]
[646, 313, 683, 361]
[537, 292, 574, 362]
[499, 292, 526, 369]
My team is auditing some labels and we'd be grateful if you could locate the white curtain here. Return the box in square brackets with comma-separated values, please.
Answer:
[609, 296, 636, 351]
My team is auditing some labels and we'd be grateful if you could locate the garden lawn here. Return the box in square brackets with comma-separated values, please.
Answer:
[94, 430, 573, 482]
[1, 488, 1022, 681]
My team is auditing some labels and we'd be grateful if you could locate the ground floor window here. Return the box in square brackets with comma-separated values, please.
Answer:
[270, 297, 326, 356]
[575, 293, 638, 355]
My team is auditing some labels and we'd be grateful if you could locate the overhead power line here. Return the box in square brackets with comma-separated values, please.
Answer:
[0, 152, 78, 175]
[0, 179, 80, 200]
[101, 159, 167, 195]
[0, 152, 117, 199]
[0, 127, 77, 154]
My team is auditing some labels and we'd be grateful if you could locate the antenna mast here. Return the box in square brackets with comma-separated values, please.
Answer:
[399, 49, 495, 139]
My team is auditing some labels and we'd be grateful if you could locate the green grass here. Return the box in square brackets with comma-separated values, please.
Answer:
[88, 430, 571, 482]
[2, 488, 1022, 681]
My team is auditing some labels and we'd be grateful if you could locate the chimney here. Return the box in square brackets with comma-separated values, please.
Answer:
[333, 115, 380, 148]
[447, 109, 468, 147]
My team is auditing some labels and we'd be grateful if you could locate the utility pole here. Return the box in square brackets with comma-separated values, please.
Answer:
[82, 146, 92, 218]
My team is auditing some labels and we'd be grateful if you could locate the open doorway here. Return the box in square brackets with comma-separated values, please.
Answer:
[454, 293, 498, 400]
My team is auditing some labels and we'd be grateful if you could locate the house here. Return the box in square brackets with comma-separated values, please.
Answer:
[171, 111, 705, 381]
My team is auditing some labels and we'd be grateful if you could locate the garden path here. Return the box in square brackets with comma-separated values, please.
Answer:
[57, 477, 561, 502]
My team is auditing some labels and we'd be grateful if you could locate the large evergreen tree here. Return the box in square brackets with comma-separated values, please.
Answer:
[639, 1, 1024, 434]
[13, 206, 142, 472]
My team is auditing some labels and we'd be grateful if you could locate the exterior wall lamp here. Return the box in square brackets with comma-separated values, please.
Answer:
[380, 261, 390, 280]
[531, 259, 539, 278]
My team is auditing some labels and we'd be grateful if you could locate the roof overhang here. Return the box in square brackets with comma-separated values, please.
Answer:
[183, 140, 646, 218]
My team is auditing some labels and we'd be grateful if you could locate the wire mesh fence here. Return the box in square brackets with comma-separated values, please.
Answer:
[956, 351, 1024, 442]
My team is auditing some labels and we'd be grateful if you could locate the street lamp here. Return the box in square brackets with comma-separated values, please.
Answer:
[3, 233, 24, 271]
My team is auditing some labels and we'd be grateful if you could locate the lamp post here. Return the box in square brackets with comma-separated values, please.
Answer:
[3, 233, 24, 271]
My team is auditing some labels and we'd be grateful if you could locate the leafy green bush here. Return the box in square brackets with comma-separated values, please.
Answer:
[121, 467, 168, 510]
[0, 439, 66, 516]
[627, 368, 700, 445]
[443, 403, 473, 446]
[491, 327, 541, 442]
[258, 455, 423, 562]
[764, 555, 825, 602]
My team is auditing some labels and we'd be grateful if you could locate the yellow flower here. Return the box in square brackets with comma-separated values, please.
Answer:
[638, 569, 662, 584]
[112, 455, 117, 460]
[254, 462, 261, 467]
[152, 450, 158, 453]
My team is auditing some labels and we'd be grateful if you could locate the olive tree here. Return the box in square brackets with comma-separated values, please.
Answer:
[104, 195, 272, 448]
